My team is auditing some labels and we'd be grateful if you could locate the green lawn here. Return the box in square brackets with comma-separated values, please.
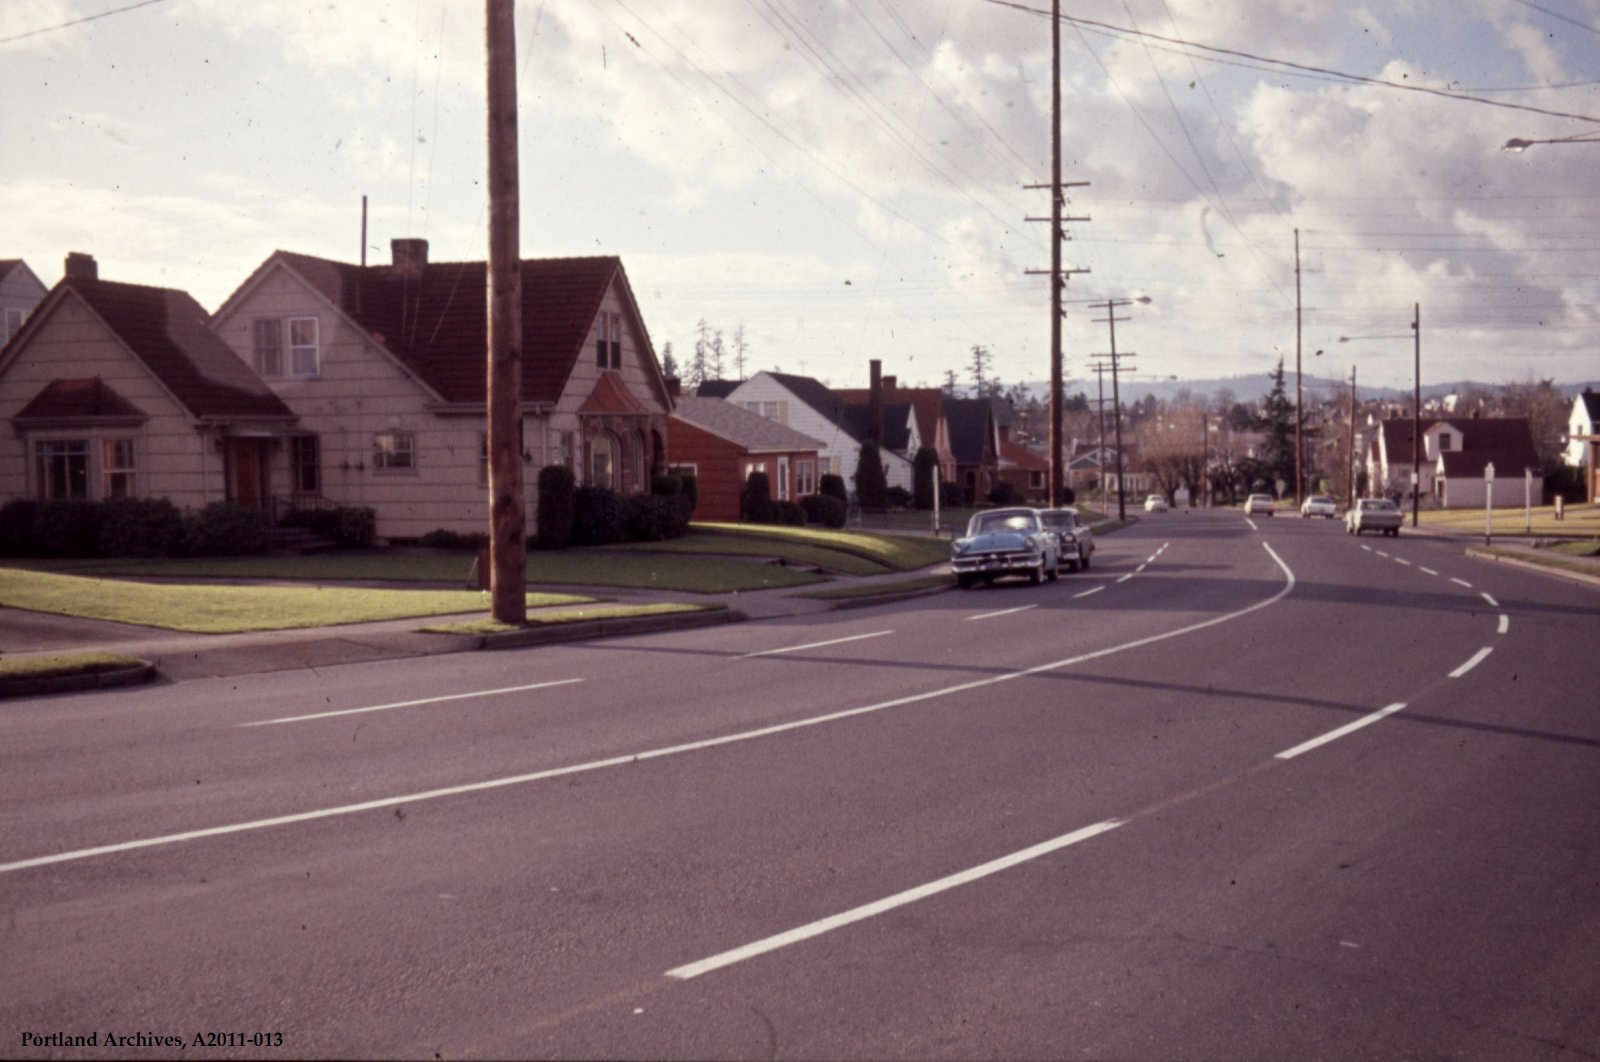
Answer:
[1476, 547, 1600, 580]
[421, 602, 722, 635]
[1418, 503, 1600, 537]
[0, 651, 147, 680]
[0, 567, 595, 634]
[609, 531, 893, 576]
[690, 523, 950, 571]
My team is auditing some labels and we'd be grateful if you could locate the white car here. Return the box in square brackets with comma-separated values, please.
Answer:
[1300, 495, 1338, 519]
[1245, 493, 1275, 516]
[1143, 495, 1169, 512]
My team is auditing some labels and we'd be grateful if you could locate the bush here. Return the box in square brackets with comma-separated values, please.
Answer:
[677, 472, 699, 518]
[535, 464, 577, 549]
[885, 485, 913, 509]
[742, 471, 775, 523]
[801, 493, 847, 529]
[774, 500, 807, 526]
[572, 486, 626, 546]
[651, 473, 683, 498]
[418, 528, 488, 549]
[100, 497, 186, 557]
[623, 492, 684, 541]
[853, 442, 888, 508]
[913, 447, 939, 511]
[0, 499, 40, 555]
[940, 480, 969, 507]
[32, 501, 108, 557]
[819, 473, 848, 508]
[987, 482, 1025, 506]
[1060, 486, 1076, 505]
[282, 505, 376, 547]
[185, 502, 267, 556]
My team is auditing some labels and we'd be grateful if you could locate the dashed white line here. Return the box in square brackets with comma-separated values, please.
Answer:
[743, 630, 894, 657]
[1451, 577, 1473, 588]
[1135, 564, 1147, 573]
[967, 606, 1037, 621]
[1245, 517, 1258, 531]
[1072, 586, 1104, 599]
[1420, 567, 1439, 576]
[1276, 703, 1409, 761]
[1361, 545, 1372, 552]
[1145, 555, 1158, 564]
[1376, 551, 1389, 558]
[1450, 647, 1493, 678]
[665, 819, 1125, 980]
[1480, 592, 1500, 608]
[1498, 614, 1509, 635]
[1395, 558, 1412, 567]
[241, 678, 585, 727]
[1117, 574, 1134, 583]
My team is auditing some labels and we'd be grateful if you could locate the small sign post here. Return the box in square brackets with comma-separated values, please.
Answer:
[1525, 467, 1533, 533]
[1484, 462, 1495, 546]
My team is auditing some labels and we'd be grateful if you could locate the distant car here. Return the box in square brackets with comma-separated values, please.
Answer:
[1143, 495, 1169, 513]
[1346, 497, 1403, 537]
[1300, 495, 1338, 519]
[1245, 493, 1276, 516]
[1038, 508, 1095, 571]
[951, 507, 1061, 588]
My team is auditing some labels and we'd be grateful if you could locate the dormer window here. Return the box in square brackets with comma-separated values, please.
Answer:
[253, 316, 320, 378]
[595, 311, 621, 370]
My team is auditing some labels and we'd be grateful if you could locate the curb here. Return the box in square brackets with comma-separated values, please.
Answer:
[824, 582, 955, 611]
[0, 661, 156, 700]
[1463, 548, 1600, 590]
[477, 607, 747, 650]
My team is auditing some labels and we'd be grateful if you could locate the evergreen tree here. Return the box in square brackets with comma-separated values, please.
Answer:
[660, 341, 678, 381]
[689, 319, 711, 388]
[942, 368, 961, 398]
[913, 447, 939, 511]
[968, 344, 992, 397]
[710, 329, 727, 382]
[853, 441, 889, 508]
[731, 323, 750, 380]
[1252, 359, 1296, 494]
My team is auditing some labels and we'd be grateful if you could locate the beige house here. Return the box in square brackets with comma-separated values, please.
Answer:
[0, 254, 295, 508]
[210, 239, 673, 539]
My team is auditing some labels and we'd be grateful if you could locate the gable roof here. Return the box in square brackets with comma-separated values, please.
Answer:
[841, 402, 913, 452]
[236, 250, 664, 408]
[1440, 446, 1540, 479]
[945, 397, 995, 465]
[1578, 389, 1600, 425]
[833, 385, 948, 452]
[761, 371, 851, 428]
[696, 379, 741, 398]
[579, 370, 651, 415]
[14, 377, 146, 422]
[1000, 437, 1047, 471]
[1381, 416, 1537, 465]
[12, 277, 293, 421]
[670, 395, 825, 453]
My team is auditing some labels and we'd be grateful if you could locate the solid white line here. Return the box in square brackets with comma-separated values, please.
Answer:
[1450, 647, 1493, 678]
[241, 678, 586, 727]
[4, 545, 1297, 877]
[1276, 703, 1408, 760]
[1117, 574, 1134, 583]
[1480, 592, 1500, 608]
[743, 630, 893, 657]
[665, 819, 1125, 980]
[1420, 567, 1439, 576]
[1394, 558, 1411, 567]
[1498, 614, 1509, 635]
[1072, 586, 1104, 599]
[966, 606, 1037, 621]
[1451, 577, 1473, 588]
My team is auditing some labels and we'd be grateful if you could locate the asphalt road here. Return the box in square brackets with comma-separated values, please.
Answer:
[3, 511, 1597, 1060]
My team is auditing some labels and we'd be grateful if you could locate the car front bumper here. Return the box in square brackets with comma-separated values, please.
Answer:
[951, 552, 1042, 575]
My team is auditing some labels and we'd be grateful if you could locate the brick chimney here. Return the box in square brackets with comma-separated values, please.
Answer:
[869, 359, 884, 446]
[64, 252, 98, 281]
[665, 376, 682, 398]
[390, 238, 429, 278]
[882, 374, 897, 400]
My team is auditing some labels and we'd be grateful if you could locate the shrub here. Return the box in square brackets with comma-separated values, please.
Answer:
[32, 501, 108, 557]
[100, 497, 186, 557]
[885, 485, 913, 509]
[853, 442, 888, 508]
[282, 505, 376, 547]
[942, 480, 969, 507]
[1060, 486, 1076, 505]
[774, 500, 807, 526]
[624, 492, 684, 541]
[572, 486, 626, 546]
[184, 502, 268, 556]
[0, 499, 40, 555]
[801, 493, 847, 529]
[651, 473, 683, 498]
[677, 472, 699, 518]
[418, 528, 488, 549]
[742, 471, 774, 523]
[819, 473, 848, 508]
[913, 447, 939, 510]
[535, 464, 577, 549]
[987, 482, 1025, 506]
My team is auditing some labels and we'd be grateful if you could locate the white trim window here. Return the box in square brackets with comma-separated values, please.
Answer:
[101, 437, 137, 499]
[291, 435, 320, 493]
[776, 456, 791, 500]
[373, 431, 416, 472]
[253, 316, 320, 377]
[289, 317, 319, 376]
[795, 458, 816, 496]
[252, 319, 283, 376]
[35, 439, 88, 500]
[596, 311, 622, 370]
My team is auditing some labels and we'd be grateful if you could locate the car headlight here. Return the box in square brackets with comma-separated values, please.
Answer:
[1023, 536, 1036, 550]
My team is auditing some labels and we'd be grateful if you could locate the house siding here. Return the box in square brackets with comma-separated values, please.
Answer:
[723, 375, 913, 496]
[665, 416, 818, 521]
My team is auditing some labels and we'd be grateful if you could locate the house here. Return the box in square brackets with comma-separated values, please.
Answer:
[0, 254, 296, 507]
[668, 395, 825, 521]
[834, 373, 956, 481]
[0, 259, 48, 350]
[991, 398, 1047, 502]
[1565, 389, 1600, 502]
[719, 371, 914, 497]
[945, 397, 999, 503]
[1368, 417, 1539, 508]
[208, 239, 673, 539]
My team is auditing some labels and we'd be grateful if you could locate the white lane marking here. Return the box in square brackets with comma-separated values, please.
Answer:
[1451, 577, 1473, 588]
[1245, 517, 1258, 531]
[1117, 574, 1134, 583]
[665, 819, 1125, 980]
[1498, 614, 1509, 635]
[1361, 545, 1372, 552]
[1480, 592, 1500, 608]
[1395, 558, 1411, 567]
[1145, 555, 1158, 564]
[1450, 647, 1493, 678]
[1420, 567, 1439, 576]
[1135, 564, 1147, 573]
[966, 606, 1037, 621]
[1276, 703, 1408, 761]
[1073, 586, 1104, 599]
[1376, 551, 1389, 558]
[743, 630, 893, 658]
[4, 545, 1297, 877]
[241, 678, 585, 727]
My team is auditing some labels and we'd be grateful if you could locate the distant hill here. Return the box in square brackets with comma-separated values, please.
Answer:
[1014, 374, 1599, 406]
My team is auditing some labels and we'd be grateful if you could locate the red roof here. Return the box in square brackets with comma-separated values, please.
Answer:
[1000, 437, 1047, 470]
[579, 370, 651, 414]
[14, 377, 146, 421]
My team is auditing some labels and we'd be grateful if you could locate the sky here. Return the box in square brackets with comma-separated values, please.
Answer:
[3, 0, 1597, 397]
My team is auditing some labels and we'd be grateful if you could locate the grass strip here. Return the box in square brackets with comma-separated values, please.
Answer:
[606, 532, 890, 575]
[1544, 540, 1600, 557]
[0, 567, 592, 633]
[691, 523, 949, 571]
[1476, 547, 1600, 580]
[0, 652, 146, 681]
[420, 602, 720, 635]
[792, 574, 954, 600]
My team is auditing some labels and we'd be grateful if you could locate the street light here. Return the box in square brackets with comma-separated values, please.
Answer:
[1502, 131, 1600, 152]
[1088, 295, 1151, 522]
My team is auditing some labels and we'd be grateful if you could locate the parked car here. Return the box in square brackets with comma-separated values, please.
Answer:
[1300, 495, 1338, 519]
[1038, 508, 1095, 571]
[1246, 493, 1276, 516]
[1143, 495, 1169, 513]
[1346, 497, 1403, 537]
[951, 507, 1060, 588]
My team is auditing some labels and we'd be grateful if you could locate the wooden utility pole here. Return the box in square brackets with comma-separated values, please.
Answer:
[1347, 365, 1358, 510]
[1411, 301, 1421, 528]
[1294, 228, 1304, 504]
[486, 0, 526, 624]
[1090, 299, 1142, 521]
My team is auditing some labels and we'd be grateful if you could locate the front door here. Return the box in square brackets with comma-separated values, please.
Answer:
[227, 438, 271, 508]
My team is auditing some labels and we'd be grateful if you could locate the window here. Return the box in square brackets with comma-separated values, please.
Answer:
[289, 317, 319, 376]
[35, 440, 88, 500]
[595, 311, 621, 369]
[1437, 432, 1452, 452]
[743, 401, 787, 424]
[373, 432, 415, 472]
[590, 433, 616, 488]
[2, 307, 23, 345]
[795, 458, 816, 496]
[479, 432, 490, 486]
[253, 319, 283, 376]
[776, 456, 791, 500]
[291, 436, 320, 493]
[254, 317, 319, 377]
[102, 438, 136, 498]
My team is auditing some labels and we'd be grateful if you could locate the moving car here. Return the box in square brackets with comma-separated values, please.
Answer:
[1245, 493, 1276, 516]
[1143, 495, 1169, 513]
[951, 507, 1061, 588]
[1038, 508, 1095, 571]
[1346, 497, 1403, 537]
[1300, 494, 1338, 519]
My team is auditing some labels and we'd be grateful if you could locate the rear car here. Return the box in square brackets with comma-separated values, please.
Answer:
[1038, 508, 1095, 571]
[1346, 497, 1403, 537]
[1300, 495, 1338, 519]
[1245, 493, 1276, 516]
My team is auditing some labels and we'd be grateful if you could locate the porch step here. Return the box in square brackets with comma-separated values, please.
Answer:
[264, 526, 338, 554]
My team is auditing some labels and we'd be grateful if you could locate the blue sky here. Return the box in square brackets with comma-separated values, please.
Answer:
[3, 0, 1597, 395]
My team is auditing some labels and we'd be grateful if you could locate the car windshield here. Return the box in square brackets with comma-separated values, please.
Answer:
[1360, 499, 1397, 511]
[1040, 512, 1077, 530]
[972, 512, 1037, 534]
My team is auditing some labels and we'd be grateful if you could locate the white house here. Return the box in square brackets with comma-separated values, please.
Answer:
[0, 259, 48, 350]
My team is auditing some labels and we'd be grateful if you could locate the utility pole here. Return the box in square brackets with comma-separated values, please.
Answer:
[1347, 364, 1358, 510]
[1090, 299, 1145, 521]
[1294, 229, 1304, 504]
[486, 0, 526, 624]
[1090, 360, 1110, 514]
[1411, 301, 1421, 529]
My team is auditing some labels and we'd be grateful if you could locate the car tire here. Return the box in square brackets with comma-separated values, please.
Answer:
[958, 573, 974, 589]
[1081, 553, 1091, 570]
[1029, 567, 1042, 586]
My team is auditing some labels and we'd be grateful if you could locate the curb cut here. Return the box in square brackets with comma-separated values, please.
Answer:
[476, 607, 747, 650]
[0, 661, 156, 700]
[1463, 548, 1600, 590]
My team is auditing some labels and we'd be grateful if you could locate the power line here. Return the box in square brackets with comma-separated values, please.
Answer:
[0, 0, 171, 46]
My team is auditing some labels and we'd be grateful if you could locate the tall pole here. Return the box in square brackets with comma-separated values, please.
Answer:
[1411, 301, 1421, 529]
[1108, 311, 1126, 521]
[1294, 229, 1304, 503]
[1048, 0, 1063, 506]
[1094, 361, 1108, 514]
[1347, 364, 1358, 510]
[486, 0, 526, 624]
